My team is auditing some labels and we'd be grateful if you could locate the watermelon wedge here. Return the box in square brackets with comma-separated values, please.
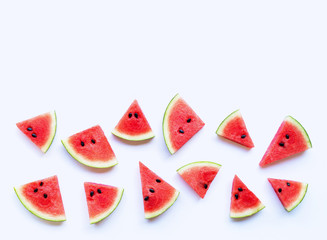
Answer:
[268, 178, 308, 212]
[259, 116, 312, 167]
[84, 182, 124, 224]
[216, 110, 254, 148]
[14, 175, 66, 222]
[16, 111, 57, 153]
[139, 162, 179, 218]
[163, 94, 205, 154]
[230, 175, 265, 218]
[61, 125, 118, 168]
[112, 100, 155, 141]
[177, 161, 221, 198]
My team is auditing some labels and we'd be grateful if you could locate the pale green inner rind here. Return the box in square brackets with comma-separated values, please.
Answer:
[112, 128, 155, 141]
[41, 111, 57, 153]
[162, 93, 181, 154]
[90, 188, 124, 224]
[285, 116, 312, 148]
[230, 203, 265, 218]
[61, 139, 118, 168]
[216, 109, 240, 135]
[145, 190, 180, 219]
[285, 183, 308, 212]
[14, 186, 66, 222]
[176, 161, 221, 173]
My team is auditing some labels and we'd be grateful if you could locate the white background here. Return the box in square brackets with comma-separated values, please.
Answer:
[0, 1, 326, 240]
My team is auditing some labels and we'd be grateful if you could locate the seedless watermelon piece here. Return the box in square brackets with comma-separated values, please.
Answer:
[268, 178, 308, 212]
[62, 125, 118, 168]
[177, 161, 221, 198]
[14, 175, 66, 222]
[84, 182, 124, 224]
[16, 111, 57, 153]
[259, 116, 312, 167]
[139, 162, 179, 218]
[230, 175, 265, 218]
[216, 110, 254, 148]
[112, 100, 155, 141]
[163, 94, 205, 154]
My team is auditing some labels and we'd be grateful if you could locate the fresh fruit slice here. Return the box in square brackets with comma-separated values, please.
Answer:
[112, 100, 155, 141]
[259, 116, 312, 167]
[230, 175, 265, 218]
[216, 110, 254, 148]
[16, 111, 57, 153]
[163, 94, 205, 154]
[84, 182, 124, 224]
[14, 175, 66, 222]
[139, 162, 179, 218]
[177, 161, 221, 198]
[268, 178, 308, 212]
[62, 125, 118, 168]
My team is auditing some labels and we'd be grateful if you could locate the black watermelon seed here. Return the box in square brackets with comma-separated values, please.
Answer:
[287, 182, 291, 186]
[34, 188, 38, 193]
[234, 194, 239, 200]
[91, 139, 96, 144]
[286, 134, 290, 139]
[144, 196, 149, 201]
[156, 179, 161, 183]
[97, 189, 102, 194]
[134, 113, 139, 118]
[238, 187, 243, 192]
[179, 129, 184, 134]
[279, 142, 285, 147]
[187, 118, 191, 123]
[40, 182, 44, 186]
[241, 135, 246, 139]
[31, 133, 37, 138]
[128, 113, 132, 118]
[27, 127, 33, 131]
[278, 188, 282, 193]
[90, 191, 94, 197]
[81, 141, 85, 147]
[149, 188, 155, 193]
[204, 184, 208, 189]
[43, 193, 48, 198]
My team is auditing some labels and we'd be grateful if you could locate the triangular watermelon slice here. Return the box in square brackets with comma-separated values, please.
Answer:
[16, 111, 57, 153]
[84, 182, 124, 224]
[14, 175, 66, 222]
[163, 94, 205, 154]
[177, 161, 221, 198]
[230, 175, 265, 218]
[259, 116, 312, 167]
[268, 178, 308, 212]
[139, 162, 179, 218]
[112, 100, 155, 141]
[61, 125, 118, 168]
[216, 110, 254, 148]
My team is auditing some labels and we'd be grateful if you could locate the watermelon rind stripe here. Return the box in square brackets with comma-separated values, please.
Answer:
[162, 93, 181, 154]
[230, 202, 265, 218]
[176, 161, 221, 174]
[61, 139, 118, 168]
[40, 111, 57, 153]
[145, 190, 179, 219]
[14, 185, 66, 222]
[216, 109, 240, 135]
[285, 116, 312, 148]
[90, 188, 124, 224]
[112, 129, 155, 141]
[285, 183, 308, 212]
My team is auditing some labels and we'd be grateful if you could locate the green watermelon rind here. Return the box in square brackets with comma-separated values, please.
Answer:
[145, 190, 180, 219]
[216, 109, 240, 136]
[230, 202, 265, 218]
[112, 128, 155, 142]
[285, 116, 312, 148]
[61, 139, 118, 169]
[41, 111, 57, 153]
[89, 188, 124, 224]
[176, 161, 222, 173]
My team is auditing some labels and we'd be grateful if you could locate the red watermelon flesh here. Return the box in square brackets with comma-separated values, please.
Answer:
[259, 116, 312, 167]
[216, 110, 254, 148]
[177, 161, 221, 198]
[14, 175, 66, 221]
[61, 125, 117, 168]
[268, 178, 308, 212]
[16, 111, 57, 153]
[112, 100, 155, 141]
[230, 175, 265, 218]
[163, 94, 205, 154]
[139, 162, 179, 218]
[84, 182, 124, 224]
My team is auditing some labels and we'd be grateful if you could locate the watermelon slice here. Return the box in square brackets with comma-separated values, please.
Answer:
[163, 94, 205, 154]
[84, 182, 124, 224]
[259, 116, 312, 167]
[216, 110, 254, 148]
[16, 111, 57, 153]
[268, 178, 308, 212]
[61, 125, 118, 168]
[14, 175, 66, 222]
[230, 175, 265, 218]
[112, 100, 155, 141]
[177, 161, 221, 198]
[139, 162, 179, 218]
